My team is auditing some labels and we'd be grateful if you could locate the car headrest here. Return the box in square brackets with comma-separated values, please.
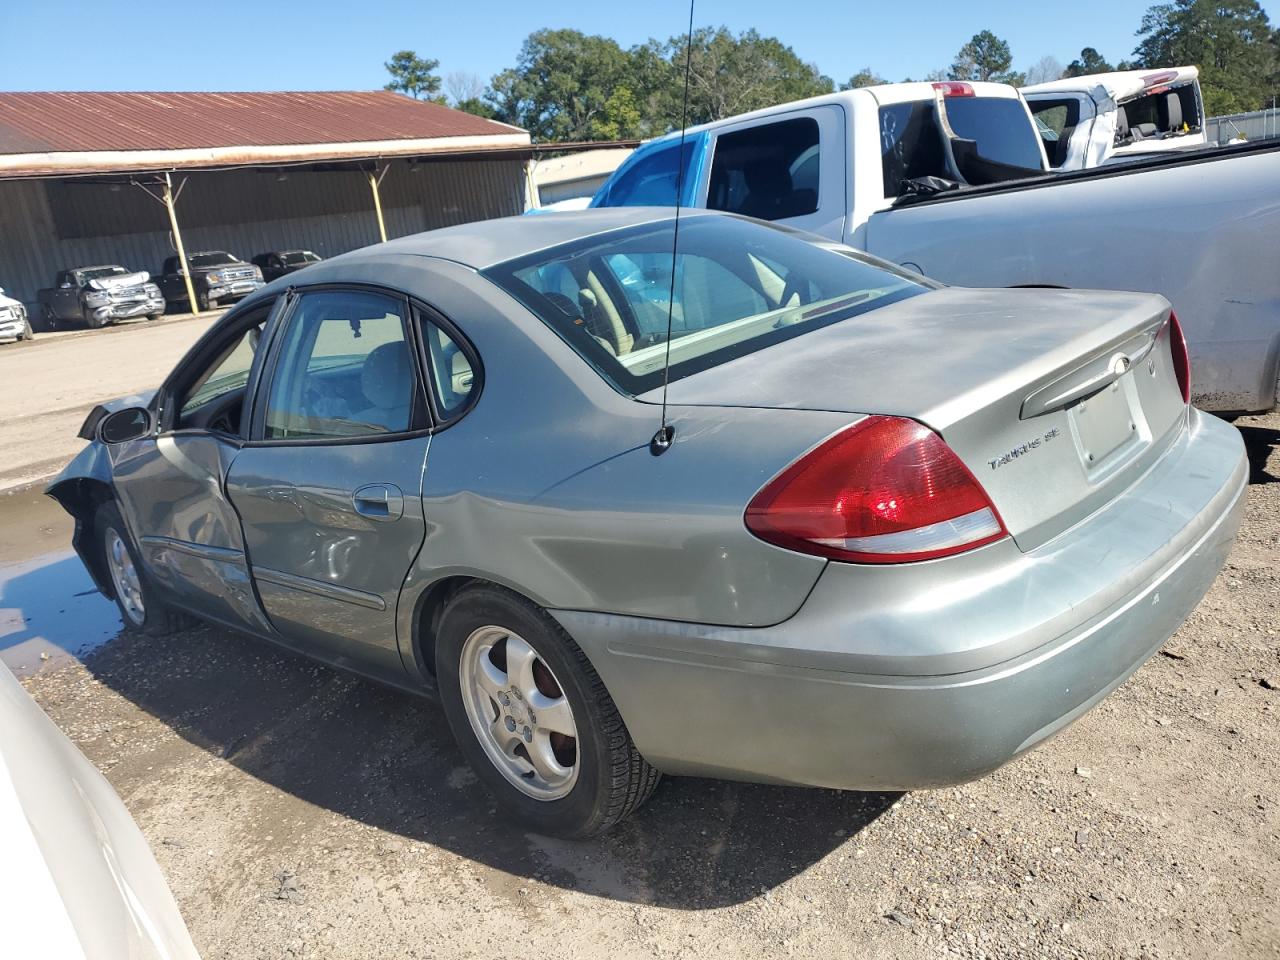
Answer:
[1115, 106, 1130, 137]
[1164, 92, 1182, 130]
[361, 341, 412, 411]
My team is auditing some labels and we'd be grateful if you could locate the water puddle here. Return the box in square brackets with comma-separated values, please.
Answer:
[0, 487, 121, 676]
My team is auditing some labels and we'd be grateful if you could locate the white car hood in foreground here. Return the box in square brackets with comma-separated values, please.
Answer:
[0, 666, 200, 960]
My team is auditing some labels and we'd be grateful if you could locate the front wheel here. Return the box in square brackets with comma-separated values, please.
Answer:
[18, 319, 34, 341]
[436, 585, 659, 837]
[94, 502, 183, 637]
[147, 312, 163, 322]
[195, 292, 214, 312]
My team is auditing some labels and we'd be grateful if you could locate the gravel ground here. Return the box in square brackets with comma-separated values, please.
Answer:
[19, 411, 1280, 960]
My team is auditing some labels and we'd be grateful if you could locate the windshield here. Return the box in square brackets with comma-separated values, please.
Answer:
[280, 251, 320, 265]
[483, 216, 927, 395]
[80, 266, 129, 281]
[592, 138, 699, 208]
[189, 252, 240, 268]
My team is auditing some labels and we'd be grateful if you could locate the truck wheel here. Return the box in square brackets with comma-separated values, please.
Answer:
[18, 319, 34, 341]
[436, 584, 660, 838]
[86, 310, 108, 329]
[196, 292, 213, 312]
[148, 313, 163, 322]
[94, 502, 186, 637]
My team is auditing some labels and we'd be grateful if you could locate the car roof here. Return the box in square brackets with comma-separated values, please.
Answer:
[367, 207, 713, 270]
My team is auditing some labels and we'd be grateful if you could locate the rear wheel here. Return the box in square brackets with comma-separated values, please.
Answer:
[436, 585, 659, 837]
[94, 502, 183, 636]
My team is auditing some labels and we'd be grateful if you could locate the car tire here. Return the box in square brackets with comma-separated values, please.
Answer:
[18, 319, 34, 341]
[435, 584, 659, 838]
[196, 292, 214, 313]
[86, 310, 108, 329]
[148, 313, 163, 322]
[94, 502, 184, 637]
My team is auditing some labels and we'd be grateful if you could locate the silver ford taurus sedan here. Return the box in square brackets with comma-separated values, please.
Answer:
[49, 209, 1247, 837]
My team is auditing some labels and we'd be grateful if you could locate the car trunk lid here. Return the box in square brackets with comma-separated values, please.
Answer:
[646, 287, 1188, 550]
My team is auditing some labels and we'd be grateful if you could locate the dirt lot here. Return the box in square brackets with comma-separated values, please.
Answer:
[0, 314, 218, 491]
[13, 412, 1280, 960]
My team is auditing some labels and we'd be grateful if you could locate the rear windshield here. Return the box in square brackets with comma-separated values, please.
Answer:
[281, 251, 320, 264]
[189, 252, 239, 268]
[880, 97, 1043, 197]
[483, 215, 927, 395]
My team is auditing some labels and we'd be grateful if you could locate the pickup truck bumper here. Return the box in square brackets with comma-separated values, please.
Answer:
[206, 279, 264, 302]
[553, 408, 1246, 790]
[90, 295, 165, 324]
[0, 315, 27, 338]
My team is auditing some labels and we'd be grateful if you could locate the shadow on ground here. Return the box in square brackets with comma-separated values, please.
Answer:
[1238, 424, 1280, 484]
[84, 623, 898, 909]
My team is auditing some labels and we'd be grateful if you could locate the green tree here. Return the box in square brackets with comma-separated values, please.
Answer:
[453, 98, 498, 119]
[384, 51, 443, 101]
[842, 67, 886, 89]
[484, 29, 642, 141]
[664, 27, 834, 126]
[950, 30, 1023, 84]
[1063, 47, 1114, 78]
[1133, 0, 1277, 114]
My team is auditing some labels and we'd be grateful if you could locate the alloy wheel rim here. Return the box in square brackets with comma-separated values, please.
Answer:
[458, 625, 579, 801]
[105, 528, 146, 626]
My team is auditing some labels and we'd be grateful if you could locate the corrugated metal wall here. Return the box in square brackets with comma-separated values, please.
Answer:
[0, 156, 526, 312]
[1206, 108, 1280, 144]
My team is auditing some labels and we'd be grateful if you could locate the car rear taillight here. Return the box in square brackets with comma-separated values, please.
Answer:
[1166, 311, 1191, 404]
[931, 81, 976, 98]
[745, 416, 1007, 564]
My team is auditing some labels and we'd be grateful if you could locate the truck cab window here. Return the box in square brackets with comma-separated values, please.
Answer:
[707, 118, 821, 221]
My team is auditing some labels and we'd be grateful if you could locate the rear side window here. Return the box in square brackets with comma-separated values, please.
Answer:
[1028, 98, 1081, 167]
[421, 318, 476, 420]
[880, 97, 1043, 197]
[593, 140, 697, 207]
[707, 117, 820, 221]
[263, 290, 422, 440]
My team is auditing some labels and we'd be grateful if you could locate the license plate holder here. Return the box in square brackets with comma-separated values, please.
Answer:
[1070, 378, 1139, 470]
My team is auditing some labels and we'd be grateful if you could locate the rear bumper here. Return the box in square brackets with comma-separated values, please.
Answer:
[553, 409, 1247, 790]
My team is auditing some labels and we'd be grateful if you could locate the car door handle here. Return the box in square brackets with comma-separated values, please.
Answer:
[352, 483, 404, 522]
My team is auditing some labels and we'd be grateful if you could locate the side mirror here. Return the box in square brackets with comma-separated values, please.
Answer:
[99, 407, 153, 444]
[60, 282, 73, 289]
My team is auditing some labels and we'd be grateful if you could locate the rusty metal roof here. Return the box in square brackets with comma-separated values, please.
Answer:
[0, 91, 524, 155]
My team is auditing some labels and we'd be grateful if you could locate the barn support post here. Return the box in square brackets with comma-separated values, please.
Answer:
[368, 163, 389, 243]
[162, 173, 198, 311]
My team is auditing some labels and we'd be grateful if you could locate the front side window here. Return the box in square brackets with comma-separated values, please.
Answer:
[263, 290, 421, 440]
[593, 139, 698, 208]
[484, 215, 927, 395]
[180, 322, 264, 423]
[707, 117, 821, 221]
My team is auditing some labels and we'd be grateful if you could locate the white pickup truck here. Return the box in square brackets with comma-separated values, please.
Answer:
[591, 80, 1280, 413]
[1023, 66, 1207, 169]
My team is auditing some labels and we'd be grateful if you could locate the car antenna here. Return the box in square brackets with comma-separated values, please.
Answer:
[650, 0, 696, 457]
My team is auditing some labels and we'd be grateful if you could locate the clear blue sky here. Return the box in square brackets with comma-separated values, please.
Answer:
[1, 0, 1274, 93]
